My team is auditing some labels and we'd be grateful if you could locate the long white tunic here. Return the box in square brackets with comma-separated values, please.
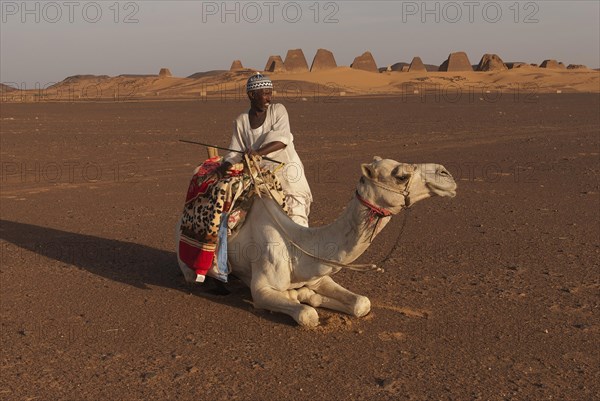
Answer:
[224, 103, 312, 202]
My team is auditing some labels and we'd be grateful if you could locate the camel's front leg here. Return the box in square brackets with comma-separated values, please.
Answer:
[306, 276, 371, 318]
[251, 283, 319, 327]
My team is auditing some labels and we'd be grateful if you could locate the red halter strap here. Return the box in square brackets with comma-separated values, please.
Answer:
[355, 191, 393, 218]
[355, 191, 393, 242]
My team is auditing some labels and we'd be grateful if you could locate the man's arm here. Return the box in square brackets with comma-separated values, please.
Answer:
[262, 104, 293, 148]
[216, 141, 286, 178]
[217, 107, 290, 177]
[249, 141, 286, 157]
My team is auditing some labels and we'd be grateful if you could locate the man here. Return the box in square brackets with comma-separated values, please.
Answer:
[215, 73, 312, 226]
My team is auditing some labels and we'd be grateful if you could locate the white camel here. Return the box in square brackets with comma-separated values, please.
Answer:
[176, 157, 457, 327]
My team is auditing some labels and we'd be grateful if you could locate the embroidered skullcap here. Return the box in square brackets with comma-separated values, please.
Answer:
[246, 73, 273, 92]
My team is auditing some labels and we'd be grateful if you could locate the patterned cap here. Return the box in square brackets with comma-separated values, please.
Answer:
[246, 73, 273, 92]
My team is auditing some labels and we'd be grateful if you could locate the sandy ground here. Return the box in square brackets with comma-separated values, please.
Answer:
[0, 94, 598, 400]
[3, 67, 599, 103]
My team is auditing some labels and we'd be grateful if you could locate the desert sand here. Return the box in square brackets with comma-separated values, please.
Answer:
[1, 92, 598, 400]
[2, 65, 599, 105]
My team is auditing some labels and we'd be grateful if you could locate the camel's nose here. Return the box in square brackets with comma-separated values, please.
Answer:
[438, 167, 451, 177]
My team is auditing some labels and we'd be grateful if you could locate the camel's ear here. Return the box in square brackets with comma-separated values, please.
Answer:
[373, 156, 382, 162]
[361, 163, 376, 179]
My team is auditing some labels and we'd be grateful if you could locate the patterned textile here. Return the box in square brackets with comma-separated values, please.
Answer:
[178, 156, 287, 282]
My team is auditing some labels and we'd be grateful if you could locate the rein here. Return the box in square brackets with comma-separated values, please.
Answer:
[248, 157, 412, 273]
[247, 158, 380, 272]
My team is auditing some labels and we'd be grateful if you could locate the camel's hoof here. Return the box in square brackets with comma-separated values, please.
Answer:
[297, 306, 319, 327]
[354, 296, 371, 318]
[295, 287, 323, 307]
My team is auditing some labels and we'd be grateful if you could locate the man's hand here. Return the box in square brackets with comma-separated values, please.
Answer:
[244, 149, 262, 163]
[245, 149, 260, 158]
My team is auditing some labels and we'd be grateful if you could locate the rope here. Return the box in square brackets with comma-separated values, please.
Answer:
[247, 156, 384, 273]
[376, 207, 411, 266]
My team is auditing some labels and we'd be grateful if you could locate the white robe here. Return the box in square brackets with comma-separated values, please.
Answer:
[224, 103, 312, 225]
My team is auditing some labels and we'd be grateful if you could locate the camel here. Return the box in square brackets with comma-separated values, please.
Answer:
[176, 157, 457, 327]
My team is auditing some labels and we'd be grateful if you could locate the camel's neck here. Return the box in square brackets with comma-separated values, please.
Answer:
[314, 195, 393, 264]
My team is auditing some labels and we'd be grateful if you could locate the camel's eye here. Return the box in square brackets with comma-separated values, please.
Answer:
[395, 175, 408, 183]
[392, 166, 409, 183]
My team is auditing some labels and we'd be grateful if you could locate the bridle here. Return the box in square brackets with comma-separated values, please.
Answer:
[247, 156, 414, 272]
[357, 172, 414, 213]
[355, 172, 414, 242]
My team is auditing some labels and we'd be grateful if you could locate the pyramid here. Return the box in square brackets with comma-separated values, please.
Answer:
[567, 64, 588, 70]
[408, 57, 427, 72]
[310, 48, 337, 72]
[158, 68, 172, 78]
[351, 51, 378, 72]
[283, 49, 309, 73]
[540, 59, 561, 69]
[230, 60, 244, 71]
[264, 55, 286, 73]
[438, 52, 473, 72]
[476, 54, 507, 71]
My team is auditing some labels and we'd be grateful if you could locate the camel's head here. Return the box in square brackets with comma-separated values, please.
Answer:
[358, 156, 457, 214]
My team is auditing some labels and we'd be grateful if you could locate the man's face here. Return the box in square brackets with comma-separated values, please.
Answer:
[248, 89, 272, 112]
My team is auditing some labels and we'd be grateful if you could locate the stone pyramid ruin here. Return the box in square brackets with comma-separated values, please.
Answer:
[158, 68, 172, 78]
[264, 55, 286, 73]
[438, 52, 473, 72]
[408, 57, 427, 72]
[350, 51, 378, 72]
[310, 48, 337, 72]
[230, 60, 244, 71]
[476, 54, 507, 71]
[283, 49, 309, 73]
[540, 60, 561, 69]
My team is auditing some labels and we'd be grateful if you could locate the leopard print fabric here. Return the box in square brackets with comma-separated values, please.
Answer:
[180, 160, 288, 253]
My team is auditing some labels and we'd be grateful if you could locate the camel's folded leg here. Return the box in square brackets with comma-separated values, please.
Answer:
[251, 285, 320, 327]
[306, 276, 371, 318]
[294, 287, 348, 313]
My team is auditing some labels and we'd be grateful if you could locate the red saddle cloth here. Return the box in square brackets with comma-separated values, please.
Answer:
[178, 156, 288, 281]
[178, 157, 243, 277]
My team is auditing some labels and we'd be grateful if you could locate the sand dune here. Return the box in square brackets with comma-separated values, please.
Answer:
[2, 66, 598, 102]
[0, 83, 18, 92]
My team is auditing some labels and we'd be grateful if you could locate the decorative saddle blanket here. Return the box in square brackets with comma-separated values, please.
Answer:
[178, 156, 288, 282]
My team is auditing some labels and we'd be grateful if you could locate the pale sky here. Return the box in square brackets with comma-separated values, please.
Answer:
[1, 0, 599, 87]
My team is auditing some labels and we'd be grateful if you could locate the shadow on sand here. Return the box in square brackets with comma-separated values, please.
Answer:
[0, 219, 295, 326]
